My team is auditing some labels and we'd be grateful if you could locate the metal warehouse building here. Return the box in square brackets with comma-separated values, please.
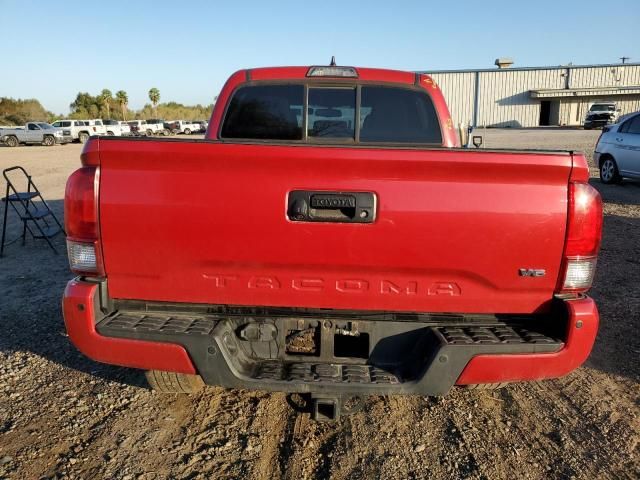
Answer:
[421, 60, 640, 128]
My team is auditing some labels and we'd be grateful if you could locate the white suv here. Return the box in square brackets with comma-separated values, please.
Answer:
[169, 120, 199, 135]
[128, 120, 164, 136]
[86, 119, 107, 136]
[584, 102, 620, 130]
[595, 112, 640, 184]
[51, 119, 94, 143]
[145, 119, 170, 136]
[103, 119, 131, 136]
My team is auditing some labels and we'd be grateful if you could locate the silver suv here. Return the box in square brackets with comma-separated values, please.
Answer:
[595, 112, 640, 184]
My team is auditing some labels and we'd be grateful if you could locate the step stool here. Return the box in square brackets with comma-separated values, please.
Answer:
[1, 166, 65, 256]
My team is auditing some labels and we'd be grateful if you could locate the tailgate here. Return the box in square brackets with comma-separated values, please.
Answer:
[98, 139, 571, 314]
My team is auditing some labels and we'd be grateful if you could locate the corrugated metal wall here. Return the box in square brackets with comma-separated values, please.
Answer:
[559, 99, 582, 126]
[424, 64, 640, 128]
[429, 72, 476, 127]
[570, 65, 640, 88]
[610, 96, 640, 115]
[475, 69, 564, 127]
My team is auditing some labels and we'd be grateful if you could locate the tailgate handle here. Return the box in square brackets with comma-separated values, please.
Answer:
[287, 191, 376, 223]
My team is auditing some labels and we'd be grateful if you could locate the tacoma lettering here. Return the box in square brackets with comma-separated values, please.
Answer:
[204, 275, 460, 296]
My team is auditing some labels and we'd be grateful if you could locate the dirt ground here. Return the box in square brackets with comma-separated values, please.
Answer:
[0, 130, 638, 480]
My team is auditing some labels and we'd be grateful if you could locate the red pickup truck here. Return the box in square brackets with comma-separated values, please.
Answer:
[63, 65, 602, 421]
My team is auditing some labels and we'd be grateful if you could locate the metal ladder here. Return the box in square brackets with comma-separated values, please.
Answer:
[0, 166, 65, 256]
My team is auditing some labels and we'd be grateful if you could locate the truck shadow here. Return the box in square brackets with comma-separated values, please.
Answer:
[0, 199, 148, 389]
[585, 212, 640, 382]
[589, 174, 640, 381]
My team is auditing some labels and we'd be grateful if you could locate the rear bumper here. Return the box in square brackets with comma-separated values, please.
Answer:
[62, 279, 599, 395]
[455, 297, 598, 385]
[62, 280, 196, 374]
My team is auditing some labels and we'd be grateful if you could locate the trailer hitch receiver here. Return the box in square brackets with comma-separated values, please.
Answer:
[312, 396, 341, 422]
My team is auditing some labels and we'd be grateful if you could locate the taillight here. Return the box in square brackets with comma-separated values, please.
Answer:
[67, 240, 98, 273]
[557, 182, 603, 294]
[64, 165, 103, 276]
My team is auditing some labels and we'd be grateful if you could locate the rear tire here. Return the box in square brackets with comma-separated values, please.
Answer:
[5, 135, 18, 147]
[79, 132, 89, 144]
[145, 370, 205, 394]
[600, 156, 621, 184]
[107, 131, 115, 136]
[146, 129, 153, 136]
[184, 128, 191, 135]
[43, 135, 55, 146]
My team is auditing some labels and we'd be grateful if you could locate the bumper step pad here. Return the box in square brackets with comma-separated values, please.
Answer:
[99, 312, 216, 336]
[438, 325, 559, 346]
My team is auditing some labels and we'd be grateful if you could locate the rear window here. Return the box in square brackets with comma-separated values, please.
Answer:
[220, 83, 441, 144]
[221, 85, 304, 140]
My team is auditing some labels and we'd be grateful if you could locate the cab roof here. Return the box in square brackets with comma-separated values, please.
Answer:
[245, 66, 430, 85]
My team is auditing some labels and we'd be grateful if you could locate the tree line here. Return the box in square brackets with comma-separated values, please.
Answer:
[0, 98, 55, 126]
[67, 88, 214, 121]
[0, 88, 215, 126]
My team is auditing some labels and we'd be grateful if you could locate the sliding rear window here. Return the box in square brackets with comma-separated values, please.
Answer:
[220, 83, 441, 144]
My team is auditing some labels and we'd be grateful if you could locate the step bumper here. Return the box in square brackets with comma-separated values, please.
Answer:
[62, 279, 598, 395]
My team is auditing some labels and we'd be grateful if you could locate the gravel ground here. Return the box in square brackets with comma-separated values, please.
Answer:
[0, 130, 638, 480]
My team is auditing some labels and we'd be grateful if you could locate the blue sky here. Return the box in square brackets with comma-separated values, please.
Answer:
[2, 0, 639, 114]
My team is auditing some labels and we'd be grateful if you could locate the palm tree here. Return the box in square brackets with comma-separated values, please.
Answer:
[99, 89, 113, 118]
[148, 88, 160, 117]
[115, 90, 128, 120]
